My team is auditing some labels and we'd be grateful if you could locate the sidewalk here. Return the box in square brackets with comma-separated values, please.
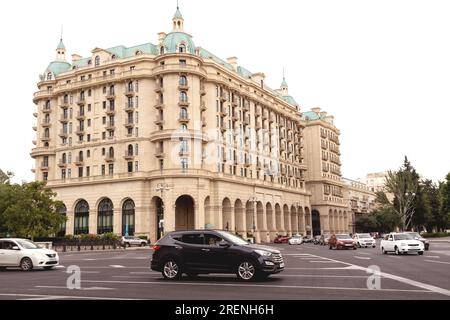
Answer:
[56, 246, 152, 254]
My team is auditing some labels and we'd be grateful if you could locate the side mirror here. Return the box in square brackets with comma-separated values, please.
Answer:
[219, 240, 230, 248]
[12, 246, 20, 251]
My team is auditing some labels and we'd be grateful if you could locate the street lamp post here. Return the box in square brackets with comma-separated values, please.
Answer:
[156, 183, 171, 239]
[249, 196, 257, 243]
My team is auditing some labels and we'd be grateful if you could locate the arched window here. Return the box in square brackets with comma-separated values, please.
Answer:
[180, 140, 188, 153]
[160, 46, 165, 55]
[62, 153, 67, 164]
[109, 147, 114, 158]
[179, 75, 187, 86]
[122, 199, 135, 236]
[127, 81, 134, 92]
[74, 200, 89, 235]
[44, 114, 50, 123]
[57, 205, 67, 237]
[45, 100, 51, 109]
[127, 144, 134, 156]
[44, 128, 50, 138]
[180, 124, 188, 131]
[97, 198, 113, 234]
[47, 73, 53, 81]
[110, 85, 115, 95]
[180, 107, 188, 119]
[78, 151, 84, 162]
[95, 56, 100, 66]
[180, 91, 188, 102]
[135, 50, 142, 56]
[63, 94, 69, 104]
[178, 43, 186, 53]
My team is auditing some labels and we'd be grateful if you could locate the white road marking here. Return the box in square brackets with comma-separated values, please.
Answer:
[36, 285, 114, 291]
[79, 279, 432, 294]
[424, 260, 450, 265]
[304, 253, 450, 297]
[425, 256, 440, 259]
[83, 259, 96, 261]
[309, 261, 341, 263]
[109, 265, 125, 268]
[356, 252, 372, 255]
[354, 256, 371, 260]
[0, 293, 131, 300]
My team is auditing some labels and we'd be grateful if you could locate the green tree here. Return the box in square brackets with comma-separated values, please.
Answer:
[438, 173, 450, 231]
[2, 181, 66, 240]
[411, 182, 432, 232]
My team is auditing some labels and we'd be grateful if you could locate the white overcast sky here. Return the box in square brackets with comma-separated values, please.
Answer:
[0, 0, 449, 184]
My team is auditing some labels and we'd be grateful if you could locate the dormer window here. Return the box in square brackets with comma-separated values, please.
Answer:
[88, 60, 92, 65]
[135, 51, 142, 56]
[111, 54, 117, 60]
[178, 44, 186, 53]
[160, 46, 165, 55]
[47, 73, 52, 81]
[95, 56, 100, 66]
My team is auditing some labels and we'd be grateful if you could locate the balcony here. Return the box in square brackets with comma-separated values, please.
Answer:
[200, 101, 206, 111]
[220, 123, 227, 132]
[74, 157, 84, 166]
[42, 107, 52, 114]
[125, 120, 135, 128]
[105, 153, 115, 162]
[58, 130, 69, 138]
[178, 100, 189, 107]
[179, 150, 189, 157]
[76, 111, 86, 120]
[269, 115, 275, 123]
[60, 101, 69, 109]
[178, 116, 189, 123]
[57, 160, 67, 168]
[232, 98, 239, 107]
[41, 119, 51, 127]
[76, 98, 86, 106]
[255, 122, 262, 130]
[243, 117, 250, 125]
[200, 85, 206, 96]
[243, 103, 250, 112]
[124, 104, 135, 113]
[280, 145, 286, 151]
[125, 88, 136, 97]
[155, 148, 165, 158]
[105, 107, 116, 116]
[154, 85, 164, 93]
[32, 125, 37, 131]
[154, 102, 165, 110]
[201, 117, 207, 127]
[154, 118, 164, 126]
[255, 109, 262, 117]
[106, 92, 116, 100]
[219, 93, 227, 102]
[262, 111, 268, 120]
[279, 121, 285, 128]
[218, 109, 227, 117]
[75, 126, 85, 136]
[232, 112, 239, 121]
[59, 115, 69, 123]
[123, 152, 135, 160]
[40, 162, 49, 171]
[105, 121, 115, 131]
[178, 84, 189, 91]
[41, 136, 51, 142]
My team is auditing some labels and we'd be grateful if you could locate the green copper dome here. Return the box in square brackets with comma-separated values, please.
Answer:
[57, 39, 65, 50]
[46, 61, 71, 76]
[174, 7, 183, 19]
[163, 32, 195, 54]
[281, 77, 288, 87]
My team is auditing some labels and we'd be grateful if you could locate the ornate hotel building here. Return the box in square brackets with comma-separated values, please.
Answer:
[301, 108, 350, 236]
[31, 7, 312, 243]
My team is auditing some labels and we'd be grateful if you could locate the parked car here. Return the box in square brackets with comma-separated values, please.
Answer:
[319, 234, 331, 246]
[380, 233, 424, 255]
[404, 232, 430, 250]
[121, 236, 148, 247]
[288, 235, 303, 245]
[353, 233, 376, 248]
[313, 235, 321, 245]
[274, 235, 290, 244]
[151, 230, 284, 281]
[302, 235, 313, 243]
[0, 238, 59, 271]
[328, 234, 357, 250]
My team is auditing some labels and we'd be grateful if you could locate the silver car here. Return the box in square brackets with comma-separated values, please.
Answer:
[121, 236, 148, 247]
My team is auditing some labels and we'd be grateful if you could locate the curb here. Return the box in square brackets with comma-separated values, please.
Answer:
[57, 247, 152, 254]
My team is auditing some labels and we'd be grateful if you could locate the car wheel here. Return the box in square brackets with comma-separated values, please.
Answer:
[162, 259, 182, 280]
[357, 242, 361, 248]
[140, 242, 146, 247]
[418, 251, 424, 256]
[43, 266, 54, 270]
[382, 247, 387, 254]
[394, 246, 400, 255]
[353, 247, 357, 250]
[236, 261, 257, 281]
[20, 258, 33, 272]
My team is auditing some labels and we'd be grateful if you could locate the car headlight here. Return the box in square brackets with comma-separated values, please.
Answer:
[254, 250, 272, 257]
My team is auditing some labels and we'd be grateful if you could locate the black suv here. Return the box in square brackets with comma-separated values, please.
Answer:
[151, 230, 284, 281]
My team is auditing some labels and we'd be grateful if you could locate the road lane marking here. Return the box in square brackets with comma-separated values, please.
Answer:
[36, 285, 115, 291]
[304, 253, 450, 297]
[355, 252, 372, 255]
[309, 261, 342, 263]
[424, 260, 450, 265]
[109, 265, 125, 268]
[425, 256, 440, 259]
[79, 280, 432, 294]
[0, 293, 133, 300]
[286, 266, 361, 270]
[354, 256, 371, 260]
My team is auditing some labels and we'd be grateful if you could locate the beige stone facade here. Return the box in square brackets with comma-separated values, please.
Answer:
[31, 8, 311, 244]
[301, 108, 350, 235]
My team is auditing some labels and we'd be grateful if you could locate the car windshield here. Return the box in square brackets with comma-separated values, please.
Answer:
[407, 232, 420, 238]
[292, 236, 301, 239]
[216, 231, 249, 245]
[336, 235, 352, 240]
[393, 234, 413, 241]
[16, 240, 39, 249]
[358, 234, 371, 239]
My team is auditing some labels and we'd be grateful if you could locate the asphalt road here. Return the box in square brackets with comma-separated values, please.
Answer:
[1, 240, 449, 300]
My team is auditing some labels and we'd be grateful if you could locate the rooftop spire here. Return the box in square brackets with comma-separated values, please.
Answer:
[172, 2, 184, 31]
[56, 28, 66, 61]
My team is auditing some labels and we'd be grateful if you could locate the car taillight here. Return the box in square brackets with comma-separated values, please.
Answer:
[152, 245, 161, 251]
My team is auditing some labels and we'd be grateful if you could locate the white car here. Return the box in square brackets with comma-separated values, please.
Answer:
[0, 238, 59, 271]
[380, 233, 424, 255]
[121, 236, 148, 247]
[288, 235, 303, 245]
[353, 233, 376, 248]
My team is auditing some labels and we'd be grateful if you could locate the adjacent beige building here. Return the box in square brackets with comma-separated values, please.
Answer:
[301, 108, 350, 235]
[31, 7, 312, 244]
